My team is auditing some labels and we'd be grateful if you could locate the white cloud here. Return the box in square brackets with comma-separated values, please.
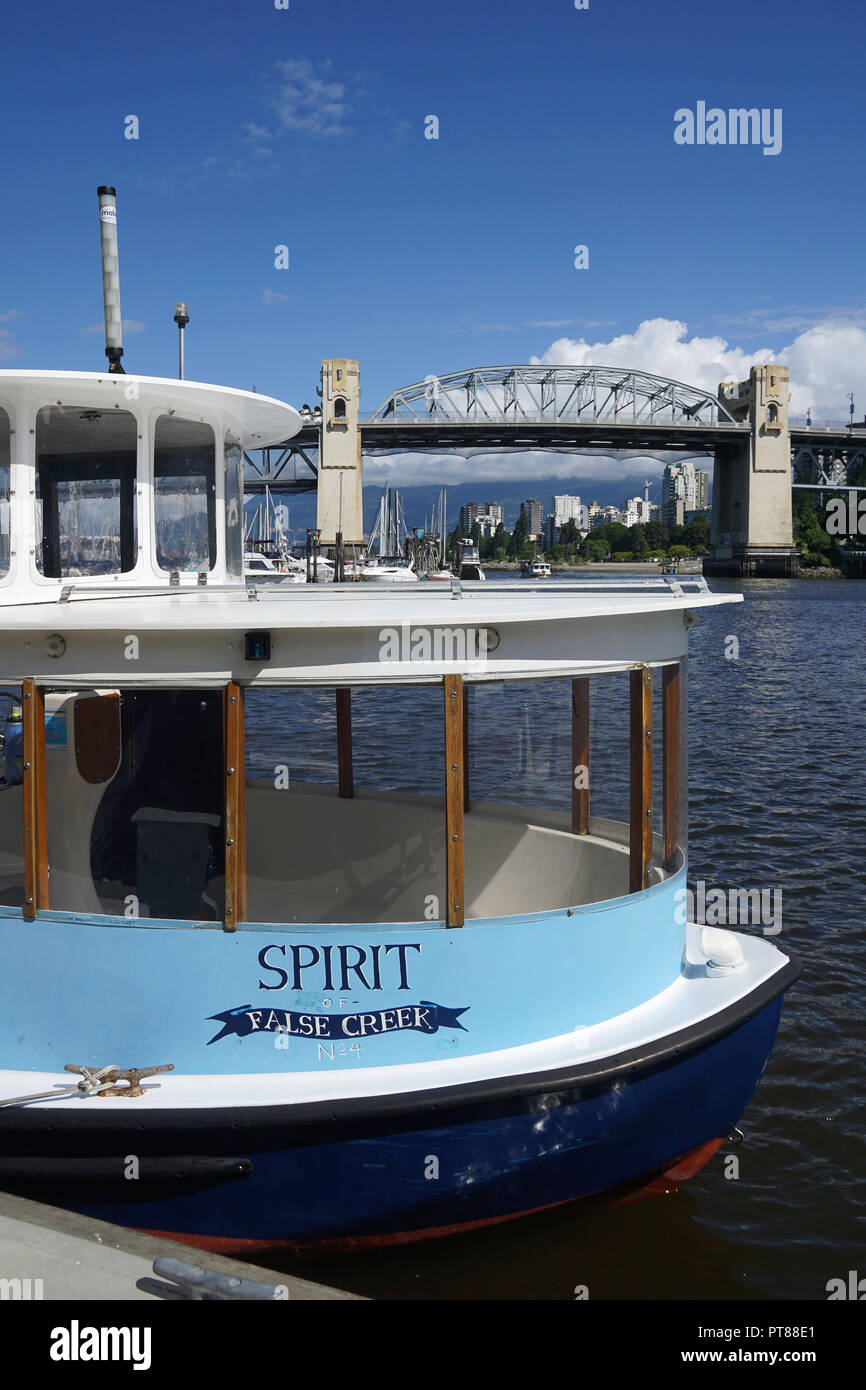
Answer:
[0, 310, 22, 361]
[531, 315, 865, 420]
[269, 58, 351, 137]
[79, 319, 147, 336]
[261, 289, 289, 306]
[363, 448, 674, 488]
[0, 331, 21, 363]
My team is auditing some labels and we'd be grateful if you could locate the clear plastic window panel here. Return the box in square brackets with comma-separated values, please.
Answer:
[35, 406, 137, 577]
[154, 416, 216, 572]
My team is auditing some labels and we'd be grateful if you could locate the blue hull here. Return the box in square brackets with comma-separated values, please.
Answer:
[0, 997, 785, 1249]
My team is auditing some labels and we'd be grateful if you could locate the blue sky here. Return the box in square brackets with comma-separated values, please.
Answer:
[1, 0, 864, 485]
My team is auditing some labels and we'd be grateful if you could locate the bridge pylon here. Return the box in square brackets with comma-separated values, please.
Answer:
[706, 364, 798, 578]
[315, 358, 364, 547]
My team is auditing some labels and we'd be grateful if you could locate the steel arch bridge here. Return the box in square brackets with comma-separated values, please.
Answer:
[369, 364, 738, 428]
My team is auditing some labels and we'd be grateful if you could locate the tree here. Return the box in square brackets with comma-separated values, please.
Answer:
[628, 524, 649, 557]
[644, 521, 668, 551]
[507, 511, 530, 558]
[793, 493, 834, 560]
[685, 514, 710, 551]
[581, 535, 610, 560]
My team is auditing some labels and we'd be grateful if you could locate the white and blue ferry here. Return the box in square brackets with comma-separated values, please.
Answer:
[0, 366, 798, 1255]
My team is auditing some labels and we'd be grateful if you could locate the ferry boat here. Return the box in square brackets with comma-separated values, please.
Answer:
[522, 557, 552, 578]
[0, 367, 797, 1253]
[0, 189, 797, 1252]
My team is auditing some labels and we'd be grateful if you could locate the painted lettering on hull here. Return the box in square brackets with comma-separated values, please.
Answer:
[207, 1001, 469, 1045]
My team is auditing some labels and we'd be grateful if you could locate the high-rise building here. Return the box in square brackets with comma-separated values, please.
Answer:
[622, 496, 659, 527]
[521, 499, 543, 536]
[460, 501, 504, 537]
[662, 461, 707, 528]
[553, 495, 582, 527]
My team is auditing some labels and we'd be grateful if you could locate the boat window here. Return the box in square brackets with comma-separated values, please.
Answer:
[34, 406, 137, 577]
[154, 416, 216, 572]
[244, 685, 447, 925]
[43, 689, 225, 922]
[224, 433, 244, 579]
[0, 685, 25, 907]
[0, 408, 10, 576]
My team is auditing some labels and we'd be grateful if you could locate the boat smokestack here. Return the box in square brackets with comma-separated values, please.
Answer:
[97, 185, 124, 373]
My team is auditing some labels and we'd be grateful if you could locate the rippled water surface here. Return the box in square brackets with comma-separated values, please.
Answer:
[253, 577, 866, 1300]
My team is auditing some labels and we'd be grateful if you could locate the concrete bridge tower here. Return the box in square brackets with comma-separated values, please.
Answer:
[705, 364, 798, 577]
[316, 358, 364, 547]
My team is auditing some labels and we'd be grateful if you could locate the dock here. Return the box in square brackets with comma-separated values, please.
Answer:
[0, 1191, 361, 1301]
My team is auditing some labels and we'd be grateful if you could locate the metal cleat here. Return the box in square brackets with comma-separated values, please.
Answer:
[64, 1062, 174, 1098]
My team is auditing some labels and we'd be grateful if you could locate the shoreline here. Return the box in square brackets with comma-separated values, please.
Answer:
[481, 561, 845, 579]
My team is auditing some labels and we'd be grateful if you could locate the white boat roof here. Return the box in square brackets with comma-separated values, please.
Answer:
[0, 578, 742, 686]
[10, 575, 735, 626]
[0, 370, 299, 447]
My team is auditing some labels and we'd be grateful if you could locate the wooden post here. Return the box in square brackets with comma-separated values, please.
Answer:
[571, 677, 590, 834]
[662, 664, 680, 873]
[22, 679, 49, 918]
[336, 687, 353, 797]
[462, 682, 470, 812]
[444, 674, 465, 927]
[224, 681, 246, 931]
[629, 667, 653, 894]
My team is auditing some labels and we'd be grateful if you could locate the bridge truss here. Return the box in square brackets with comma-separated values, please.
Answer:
[369, 364, 739, 428]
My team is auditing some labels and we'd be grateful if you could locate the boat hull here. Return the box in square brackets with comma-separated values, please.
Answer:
[0, 980, 792, 1252]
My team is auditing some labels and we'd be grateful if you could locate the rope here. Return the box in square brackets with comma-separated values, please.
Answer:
[0, 1065, 120, 1108]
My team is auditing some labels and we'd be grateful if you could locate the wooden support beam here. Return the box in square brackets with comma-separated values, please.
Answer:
[336, 687, 354, 798]
[22, 679, 49, 918]
[571, 676, 590, 834]
[224, 681, 246, 931]
[662, 664, 681, 873]
[462, 682, 470, 812]
[629, 667, 653, 894]
[444, 674, 465, 927]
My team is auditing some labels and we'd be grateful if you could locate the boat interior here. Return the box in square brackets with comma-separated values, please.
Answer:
[0, 675, 684, 928]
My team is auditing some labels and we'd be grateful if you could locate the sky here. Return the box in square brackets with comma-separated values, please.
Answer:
[1, 0, 865, 498]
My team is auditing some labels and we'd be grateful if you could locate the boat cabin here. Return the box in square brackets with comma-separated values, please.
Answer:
[0, 370, 742, 1077]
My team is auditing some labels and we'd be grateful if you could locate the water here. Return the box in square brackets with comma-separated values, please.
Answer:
[251, 577, 866, 1300]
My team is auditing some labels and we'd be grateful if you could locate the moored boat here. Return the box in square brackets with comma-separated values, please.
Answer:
[521, 557, 552, 578]
[0, 366, 797, 1253]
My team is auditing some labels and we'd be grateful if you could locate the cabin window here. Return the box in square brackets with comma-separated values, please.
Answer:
[154, 416, 216, 572]
[0, 684, 25, 907]
[40, 688, 225, 922]
[34, 406, 137, 577]
[243, 685, 447, 925]
[224, 434, 244, 579]
[0, 408, 10, 576]
[11, 664, 687, 929]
